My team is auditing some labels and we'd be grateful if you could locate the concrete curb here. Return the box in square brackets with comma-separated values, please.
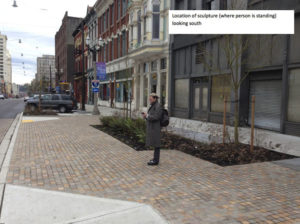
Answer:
[0, 112, 23, 216]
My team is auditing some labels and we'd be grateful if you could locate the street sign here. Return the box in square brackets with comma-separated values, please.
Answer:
[92, 80, 99, 93]
[92, 88, 99, 93]
[92, 80, 100, 88]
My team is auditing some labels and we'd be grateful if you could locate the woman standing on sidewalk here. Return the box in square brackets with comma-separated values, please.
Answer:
[142, 93, 162, 166]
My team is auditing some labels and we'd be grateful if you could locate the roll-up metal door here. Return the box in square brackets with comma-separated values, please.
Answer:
[248, 80, 282, 131]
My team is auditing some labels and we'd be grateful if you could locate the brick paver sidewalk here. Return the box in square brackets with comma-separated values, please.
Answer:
[6, 115, 300, 224]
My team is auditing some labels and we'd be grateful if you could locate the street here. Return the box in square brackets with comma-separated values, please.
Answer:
[0, 98, 25, 143]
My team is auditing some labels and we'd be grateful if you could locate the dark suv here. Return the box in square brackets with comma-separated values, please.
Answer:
[27, 94, 76, 113]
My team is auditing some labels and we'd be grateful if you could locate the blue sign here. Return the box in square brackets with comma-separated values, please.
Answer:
[56, 86, 61, 93]
[92, 80, 100, 88]
[96, 62, 106, 81]
[92, 88, 99, 93]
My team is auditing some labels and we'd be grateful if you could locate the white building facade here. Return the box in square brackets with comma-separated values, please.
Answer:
[0, 32, 12, 96]
[128, 0, 170, 112]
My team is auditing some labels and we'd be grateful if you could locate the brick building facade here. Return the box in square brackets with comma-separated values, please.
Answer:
[55, 12, 82, 93]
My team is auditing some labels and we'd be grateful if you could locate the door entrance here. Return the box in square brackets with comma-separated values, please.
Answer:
[192, 78, 208, 120]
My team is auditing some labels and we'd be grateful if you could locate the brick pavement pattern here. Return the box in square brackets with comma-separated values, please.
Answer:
[6, 115, 300, 224]
[0, 119, 13, 143]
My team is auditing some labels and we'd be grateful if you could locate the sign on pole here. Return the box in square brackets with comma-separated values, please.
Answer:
[92, 80, 99, 93]
[96, 62, 106, 81]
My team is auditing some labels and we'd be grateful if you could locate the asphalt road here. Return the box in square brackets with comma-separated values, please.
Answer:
[0, 98, 25, 119]
[0, 99, 25, 144]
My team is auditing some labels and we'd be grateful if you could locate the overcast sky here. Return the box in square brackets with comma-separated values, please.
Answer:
[0, 0, 96, 85]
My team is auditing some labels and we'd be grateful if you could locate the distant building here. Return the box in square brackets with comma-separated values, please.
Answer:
[73, 18, 88, 104]
[0, 32, 12, 96]
[36, 55, 55, 92]
[5, 51, 12, 96]
[12, 83, 19, 96]
[55, 11, 82, 91]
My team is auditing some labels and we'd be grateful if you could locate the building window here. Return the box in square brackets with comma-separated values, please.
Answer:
[151, 73, 157, 93]
[117, 0, 121, 20]
[103, 13, 106, 31]
[195, 42, 205, 64]
[143, 4, 147, 38]
[137, 10, 142, 44]
[288, 69, 300, 122]
[175, 0, 184, 10]
[106, 44, 109, 62]
[144, 62, 149, 73]
[161, 58, 166, 70]
[188, 0, 196, 10]
[111, 4, 114, 26]
[118, 35, 121, 58]
[203, 0, 217, 10]
[116, 82, 123, 102]
[107, 10, 109, 28]
[122, 31, 126, 56]
[211, 74, 231, 113]
[220, 0, 227, 10]
[111, 39, 114, 60]
[152, 1, 160, 39]
[151, 60, 157, 71]
[143, 75, 148, 107]
[103, 45, 106, 62]
[175, 79, 189, 108]
[122, 0, 127, 17]
[161, 72, 166, 105]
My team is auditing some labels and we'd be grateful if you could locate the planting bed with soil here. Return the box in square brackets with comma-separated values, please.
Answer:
[93, 116, 297, 166]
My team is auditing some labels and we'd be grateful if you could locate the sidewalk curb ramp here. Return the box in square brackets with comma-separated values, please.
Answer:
[0, 185, 168, 224]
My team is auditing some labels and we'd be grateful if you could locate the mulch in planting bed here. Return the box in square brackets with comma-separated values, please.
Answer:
[92, 125, 298, 166]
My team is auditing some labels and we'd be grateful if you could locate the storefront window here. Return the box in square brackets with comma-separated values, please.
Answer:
[100, 84, 110, 101]
[288, 69, 300, 122]
[151, 60, 157, 71]
[143, 75, 148, 107]
[161, 58, 166, 70]
[161, 72, 166, 106]
[175, 79, 189, 108]
[144, 62, 149, 73]
[151, 73, 157, 93]
[211, 74, 231, 113]
[116, 82, 123, 102]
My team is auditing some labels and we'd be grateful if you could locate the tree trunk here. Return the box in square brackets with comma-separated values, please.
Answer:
[234, 88, 239, 145]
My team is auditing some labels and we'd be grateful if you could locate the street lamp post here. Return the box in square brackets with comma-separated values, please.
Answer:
[85, 36, 104, 115]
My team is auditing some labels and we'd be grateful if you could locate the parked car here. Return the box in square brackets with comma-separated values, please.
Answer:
[0, 94, 4, 100]
[24, 96, 30, 102]
[26, 94, 75, 113]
